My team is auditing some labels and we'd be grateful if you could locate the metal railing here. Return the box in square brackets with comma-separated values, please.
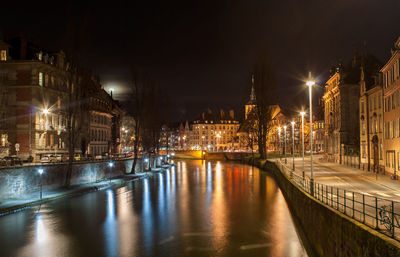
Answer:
[274, 160, 400, 240]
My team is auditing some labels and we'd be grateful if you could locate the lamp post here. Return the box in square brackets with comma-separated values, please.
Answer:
[300, 111, 305, 179]
[108, 162, 114, 184]
[306, 72, 315, 195]
[291, 121, 295, 171]
[283, 125, 287, 164]
[38, 168, 44, 201]
[144, 158, 149, 171]
[278, 127, 281, 160]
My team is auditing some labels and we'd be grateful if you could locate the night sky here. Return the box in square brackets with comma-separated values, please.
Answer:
[1, 0, 399, 121]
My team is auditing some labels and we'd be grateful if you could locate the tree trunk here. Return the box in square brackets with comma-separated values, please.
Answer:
[130, 141, 139, 173]
[65, 142, 74, 187]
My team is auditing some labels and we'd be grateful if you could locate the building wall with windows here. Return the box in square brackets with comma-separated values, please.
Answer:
[0, 37, 71, 160]
[192, 110, 239, 151]
[324, 54, 381, 164]
[382, 37, 400, 175]
[323, 71, 360, 163]
[359, 81, 384, 172]
[0, 36, 121, 160]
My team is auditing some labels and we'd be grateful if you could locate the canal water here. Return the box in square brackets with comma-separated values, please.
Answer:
[0, 160, 308, 257]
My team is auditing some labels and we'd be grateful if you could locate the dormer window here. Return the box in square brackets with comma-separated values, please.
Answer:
[0, 50, 6, 61]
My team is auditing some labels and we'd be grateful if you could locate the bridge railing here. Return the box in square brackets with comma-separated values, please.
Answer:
[274, 160, 400, 241]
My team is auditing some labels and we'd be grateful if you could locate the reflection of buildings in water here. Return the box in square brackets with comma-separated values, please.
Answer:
[267, 180, 306, 256]
[210, 161, 228, 251]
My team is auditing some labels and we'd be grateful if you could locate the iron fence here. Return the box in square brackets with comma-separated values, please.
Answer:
[274, 160, 400, 240]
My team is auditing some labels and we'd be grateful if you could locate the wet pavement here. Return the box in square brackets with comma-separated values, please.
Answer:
[0, 160, 308, 257]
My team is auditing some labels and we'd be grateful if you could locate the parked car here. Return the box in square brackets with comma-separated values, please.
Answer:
[54, 154, 67, 162]
[40, 154, 58, 163]
[95, 152, 110, 160]
[74, 154, 85, 161]
[4, 156, 23, 166]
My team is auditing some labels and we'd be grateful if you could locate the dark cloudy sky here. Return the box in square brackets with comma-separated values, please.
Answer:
[1, 0, 399, 121]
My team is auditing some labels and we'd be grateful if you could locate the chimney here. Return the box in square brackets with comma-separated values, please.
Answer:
[202, 112, 205, 120]
[229, 110, 234, 119]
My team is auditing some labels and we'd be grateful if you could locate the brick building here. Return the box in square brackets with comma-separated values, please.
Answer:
[0, 36, 122, 161]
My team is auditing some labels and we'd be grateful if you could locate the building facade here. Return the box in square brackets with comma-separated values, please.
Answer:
[323, 55, 380, 164]
[382, 37, 400, 176]
[359, 72, 384, 172]
[192, 109, 239, 151]
[0, 36, 121, 161]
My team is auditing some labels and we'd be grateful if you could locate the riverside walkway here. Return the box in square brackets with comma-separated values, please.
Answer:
[275, 155, 400, 240]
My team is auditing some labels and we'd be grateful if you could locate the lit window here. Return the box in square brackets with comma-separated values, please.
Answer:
[38, 72, 43, 86]
[0, 50, 6, 61]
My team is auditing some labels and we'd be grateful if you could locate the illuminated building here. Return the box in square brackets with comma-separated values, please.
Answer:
[381, 37, 400, 176]
[323, 52, 381, 164]
[0, 35, 122, 160]
[192, 109, 239, 151]
[359, 70, 384, 172]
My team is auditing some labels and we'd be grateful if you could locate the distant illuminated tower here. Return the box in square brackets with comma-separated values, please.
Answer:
[245, 74, 256, 120]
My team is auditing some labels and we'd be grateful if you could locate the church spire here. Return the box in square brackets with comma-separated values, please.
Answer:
[250, 74, 256, 102]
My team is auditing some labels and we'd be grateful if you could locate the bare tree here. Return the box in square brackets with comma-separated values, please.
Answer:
[128, 72, 147, 173]
[252, 55, 277, 159]
[64, 69, 85, 187]
[141, 84, 163, 169]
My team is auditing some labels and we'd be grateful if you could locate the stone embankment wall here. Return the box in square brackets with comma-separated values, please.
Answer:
[0, 158, 146, 199]
[261, 160, 400, 257]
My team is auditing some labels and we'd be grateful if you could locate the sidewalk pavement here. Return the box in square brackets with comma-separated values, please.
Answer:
[278, 155, 400, 202]
[0, 164, 173, 216]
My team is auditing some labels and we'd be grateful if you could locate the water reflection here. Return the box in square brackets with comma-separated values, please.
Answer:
[0, 160, 308, 257]
[35, 214, 46, 244]
[104, 190, 118, 257]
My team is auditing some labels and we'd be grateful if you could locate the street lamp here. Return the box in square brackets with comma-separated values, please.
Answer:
[144, 158, 149, 171]
[108, 162, 114, 184]
[300, 111, 306, 179]
[278, 127, 281, 160]
[38, 168, 44, 201]
[283, 125, 287, 164]
[306, 72, 315, 195]
[291, 121, 295, 171]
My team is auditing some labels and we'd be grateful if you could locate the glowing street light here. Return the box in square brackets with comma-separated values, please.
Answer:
[291, 121, 295, 171]
[306, 71, 315, 195]
[42, 109, 49, 115]
[108, 162, 114, 184]
[38, 168, 44, 201]
[300, 111, 306, 179]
